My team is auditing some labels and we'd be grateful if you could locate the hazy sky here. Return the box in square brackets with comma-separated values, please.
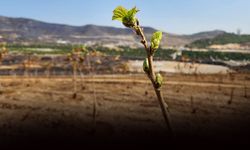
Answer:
[0, 0, 249, 34]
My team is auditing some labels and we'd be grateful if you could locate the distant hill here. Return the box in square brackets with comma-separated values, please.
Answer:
[187, 33, 250, 48]
[187, 30, 226, 40]
[0, 15, 225, 48]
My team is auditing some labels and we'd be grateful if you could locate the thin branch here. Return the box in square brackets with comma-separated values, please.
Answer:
[112, 5, 173, 136]
[136, 26, 155, 80]
[135, 25, 173, 135]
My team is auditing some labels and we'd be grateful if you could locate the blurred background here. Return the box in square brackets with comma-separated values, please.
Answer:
[0, 0, 250, 75]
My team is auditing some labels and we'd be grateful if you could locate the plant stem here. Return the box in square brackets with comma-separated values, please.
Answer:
[148, 55, 155, 80]
[154, 87, 173, 134]
[136, 26, 173, 134]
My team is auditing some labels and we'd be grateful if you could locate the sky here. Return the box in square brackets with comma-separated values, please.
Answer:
[0, 0, 249, 34]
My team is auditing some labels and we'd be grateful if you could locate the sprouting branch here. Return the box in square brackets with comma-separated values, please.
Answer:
[136, 25, 155, 81]
[136, 25, 173, 135]
[112, 6, 173, 135]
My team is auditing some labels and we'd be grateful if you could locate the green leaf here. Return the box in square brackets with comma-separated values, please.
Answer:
[112, 6, 128, 21]
[127, 7, 139, 18]
[143, 58, 149, 73]
[151, 31, 163, 50]
[155, 73, 163, 88]
[122, 7, 139, 28]
[112, 6, 139, 28]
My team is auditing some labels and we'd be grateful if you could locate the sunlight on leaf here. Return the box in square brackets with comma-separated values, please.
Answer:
[112, 6, 139, 28]
[127, 7, 139, 19]
[156, 73, 163, 88]
[151, 31, 163, 50]
[112, 6, 128, 21]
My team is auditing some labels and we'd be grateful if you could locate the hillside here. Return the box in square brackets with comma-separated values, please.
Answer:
[188, 33, 250, 49]
[0, 16, 224, 48]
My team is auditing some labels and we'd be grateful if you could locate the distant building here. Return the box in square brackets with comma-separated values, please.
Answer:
[56, 39, 69, 44]
[170, 49, 182, 60]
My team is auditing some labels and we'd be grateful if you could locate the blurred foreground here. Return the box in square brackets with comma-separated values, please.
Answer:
[0, 73, 250, 146]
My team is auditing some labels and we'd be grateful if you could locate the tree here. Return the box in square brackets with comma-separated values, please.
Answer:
[67, 46, 88, 99]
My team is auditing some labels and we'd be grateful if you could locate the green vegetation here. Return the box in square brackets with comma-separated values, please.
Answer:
[7, 44, 72, 54]
[183, 50, 250, 61]
[5, 43, 250, 61]
[99, 47, 250, 61]
[188, 33, 250, 48]
[8, 43, 72, 50]
[97, 47, 175, 60]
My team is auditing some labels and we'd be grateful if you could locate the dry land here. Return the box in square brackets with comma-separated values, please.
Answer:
[0, 73, 250, 145]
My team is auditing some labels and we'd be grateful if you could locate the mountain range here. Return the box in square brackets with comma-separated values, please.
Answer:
[0, 15, 226, 48]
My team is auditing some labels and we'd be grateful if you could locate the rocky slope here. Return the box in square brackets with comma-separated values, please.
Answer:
[0, 16, 225, 48]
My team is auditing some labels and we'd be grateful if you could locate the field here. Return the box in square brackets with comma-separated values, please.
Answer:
[0, 73, 250, 145]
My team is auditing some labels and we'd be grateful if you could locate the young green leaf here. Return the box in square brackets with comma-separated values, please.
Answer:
[127, 7, 139, 18]
[122, 7, 139, 28]
[112, 6, 139, 28]
[150, 31, 163, 50]
[143, 58, 149, 73]
[112, 6, 128, 21]
[155, 73, 163, 88]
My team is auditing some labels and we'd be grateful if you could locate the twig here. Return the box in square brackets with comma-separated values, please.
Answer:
[112, 6, 174, 136]
[136, 25, 173, 134]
